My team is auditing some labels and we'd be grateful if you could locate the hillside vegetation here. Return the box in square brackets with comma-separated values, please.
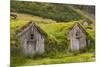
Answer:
[11, 1, 83, 22]
[11, 1, 95, 23]
[11, 14, 95, 66]
[10, 1, 95, 66]
[11, 13, 95, 52]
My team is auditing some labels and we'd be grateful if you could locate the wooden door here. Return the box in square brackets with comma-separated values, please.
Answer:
[72, 39, 80, 51]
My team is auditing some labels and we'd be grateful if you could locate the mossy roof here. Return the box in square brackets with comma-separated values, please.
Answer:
[16, 21, 47, 37]
[14, 20, 94, 40]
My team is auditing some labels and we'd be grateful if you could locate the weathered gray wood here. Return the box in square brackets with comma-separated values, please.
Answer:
[17, 22, 46, 56]
[68, 23, 87, 51]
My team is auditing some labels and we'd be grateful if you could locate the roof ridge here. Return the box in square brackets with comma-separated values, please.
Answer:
[16, 21, 47, 37]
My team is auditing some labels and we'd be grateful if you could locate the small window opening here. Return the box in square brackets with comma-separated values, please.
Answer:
[76, 31, 80, 39]
[30, 34, 34, 39]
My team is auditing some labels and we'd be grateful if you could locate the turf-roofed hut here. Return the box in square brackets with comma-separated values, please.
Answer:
[68, 23, 88, 51]
[16, 21, 47, 57]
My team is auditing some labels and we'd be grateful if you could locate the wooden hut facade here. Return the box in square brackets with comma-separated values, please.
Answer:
[68, 23, 87, 51]
[16, 21, 47, 56]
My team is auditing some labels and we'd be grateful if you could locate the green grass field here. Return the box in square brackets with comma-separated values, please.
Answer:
[11, 52, 95, 66]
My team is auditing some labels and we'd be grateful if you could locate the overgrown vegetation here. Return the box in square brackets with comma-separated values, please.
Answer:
[10, 13, 95, 66]
[11, 1, 95, 23]
[10, 1, 95, 66]
[11, 48, 95, 66]
[11, 1, 84, 22]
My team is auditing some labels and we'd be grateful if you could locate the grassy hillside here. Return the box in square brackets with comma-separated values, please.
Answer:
[11, 13, 95, 50]
[10, 12, 95, 66]
[10, 1, 95, 65]
[11, 1, 84, 22]
[68, 6, 95, 23]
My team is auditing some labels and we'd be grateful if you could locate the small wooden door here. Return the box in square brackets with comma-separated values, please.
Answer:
[23, 39, 28, 55]
[71, 39, 80, 50]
